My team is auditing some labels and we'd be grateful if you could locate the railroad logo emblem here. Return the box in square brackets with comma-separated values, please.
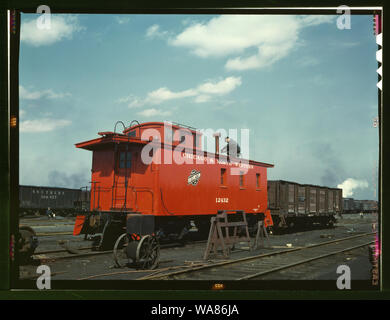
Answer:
[188, 169, 201, 186]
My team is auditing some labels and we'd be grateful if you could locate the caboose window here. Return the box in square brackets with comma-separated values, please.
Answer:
[221, 168, 226, 185]
[256, 173, 260, 189]
[239, 172, 245, 187]
[119, 151, 132, 168]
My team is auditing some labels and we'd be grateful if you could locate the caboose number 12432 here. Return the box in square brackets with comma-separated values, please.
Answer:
[73, 121, 274, 268]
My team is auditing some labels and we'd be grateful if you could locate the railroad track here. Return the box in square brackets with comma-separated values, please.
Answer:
[32, 239, 208, 262]
[138, 232, 376, 280]
[36, 232, 74, 237]
[33, 249, 113, 262]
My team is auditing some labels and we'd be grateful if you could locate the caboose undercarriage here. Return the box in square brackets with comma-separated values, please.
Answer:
[74, 210, 266, 268]
[76, 210, 266, 246]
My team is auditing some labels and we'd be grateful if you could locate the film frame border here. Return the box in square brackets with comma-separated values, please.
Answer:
[0, 0, 387, 299]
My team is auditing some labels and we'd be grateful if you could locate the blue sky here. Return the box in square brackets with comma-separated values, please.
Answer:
[19, 14, 379, 200]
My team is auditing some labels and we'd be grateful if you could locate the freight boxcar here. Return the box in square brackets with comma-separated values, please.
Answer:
[73, 121, 274, 267]
[342, 198, 378, 214]
[354, 200, 364, 212]
[361, 200, 378, 212]
[19, 185, 90, 216]
[17, 186, 90, 263]
[267, 180, 342, 230]
[343, 198, 355, 212]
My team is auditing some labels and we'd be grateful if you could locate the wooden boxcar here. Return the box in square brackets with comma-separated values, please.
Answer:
[343, 198, 355, 213]
[267, 180, 342, 229]
[19, 185, 89, 216]
[342, 198, 378, 213]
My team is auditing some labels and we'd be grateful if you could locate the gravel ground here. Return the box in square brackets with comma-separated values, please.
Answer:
[18, 213, 378, 283]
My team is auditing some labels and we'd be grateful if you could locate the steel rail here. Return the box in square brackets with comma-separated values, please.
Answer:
[237, 240, 374, 280]
[36, 231, 74, 236]
[34, 246, 96, 255]
[20, 222, 75, 227]
[140, 232, 375, 280]
[32, 239, 208, 261]
[34, 249, 113, 262]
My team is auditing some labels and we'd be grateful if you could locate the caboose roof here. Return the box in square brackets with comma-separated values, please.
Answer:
[76, 123, 274, 168]
[123, 121, 202, 136]
[75, 134, 149, 150]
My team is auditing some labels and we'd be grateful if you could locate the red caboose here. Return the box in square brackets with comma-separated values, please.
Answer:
[73, 121, 273, 266]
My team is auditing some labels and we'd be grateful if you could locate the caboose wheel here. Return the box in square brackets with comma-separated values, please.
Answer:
[137, 235, 160, 270]
[113, 233, 130, 268]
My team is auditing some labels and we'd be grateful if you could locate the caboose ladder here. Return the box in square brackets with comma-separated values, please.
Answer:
[111, 144, 131, 211]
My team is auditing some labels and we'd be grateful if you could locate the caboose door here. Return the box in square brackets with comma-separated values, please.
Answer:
[112, 147, 134, 211]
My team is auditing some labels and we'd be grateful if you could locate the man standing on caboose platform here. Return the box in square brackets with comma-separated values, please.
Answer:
[221, 136, 241, 161]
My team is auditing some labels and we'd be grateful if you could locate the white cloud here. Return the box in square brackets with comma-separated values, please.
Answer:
[146, 24, 169, 38]
[118, 76, 242, 108]
[20, 118, 71, 132]
[194, 95, 211, 103]
[115, 16, 130, 24]
[137, 108, 172, 117]
[169, 15, 334, 71]
[21, 15, 83, 46]
[146, 87, 197, 105]
[299, 15, 334, 27]
[197, 76, 242, 95]
[337, 178, 369, 197]
[20, 86, 71, 100]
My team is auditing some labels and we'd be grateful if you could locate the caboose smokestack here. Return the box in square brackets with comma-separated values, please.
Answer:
[213, 132, 221, 155]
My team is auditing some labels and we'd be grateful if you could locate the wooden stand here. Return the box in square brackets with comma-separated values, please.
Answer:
[252, 220, 269, 250]
[203, 211, 251, 260]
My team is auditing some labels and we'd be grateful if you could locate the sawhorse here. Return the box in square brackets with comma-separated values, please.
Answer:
[203, 211, 251, 260]
[252, 220, 270, 250]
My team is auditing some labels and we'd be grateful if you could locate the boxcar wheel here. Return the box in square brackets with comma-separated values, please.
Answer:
[113, 233, 130, 268]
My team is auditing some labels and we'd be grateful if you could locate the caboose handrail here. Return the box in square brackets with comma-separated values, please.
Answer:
[129, 120, 140, 128]
[170, 121, 198, 131]
[114, 121, 127, 134]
